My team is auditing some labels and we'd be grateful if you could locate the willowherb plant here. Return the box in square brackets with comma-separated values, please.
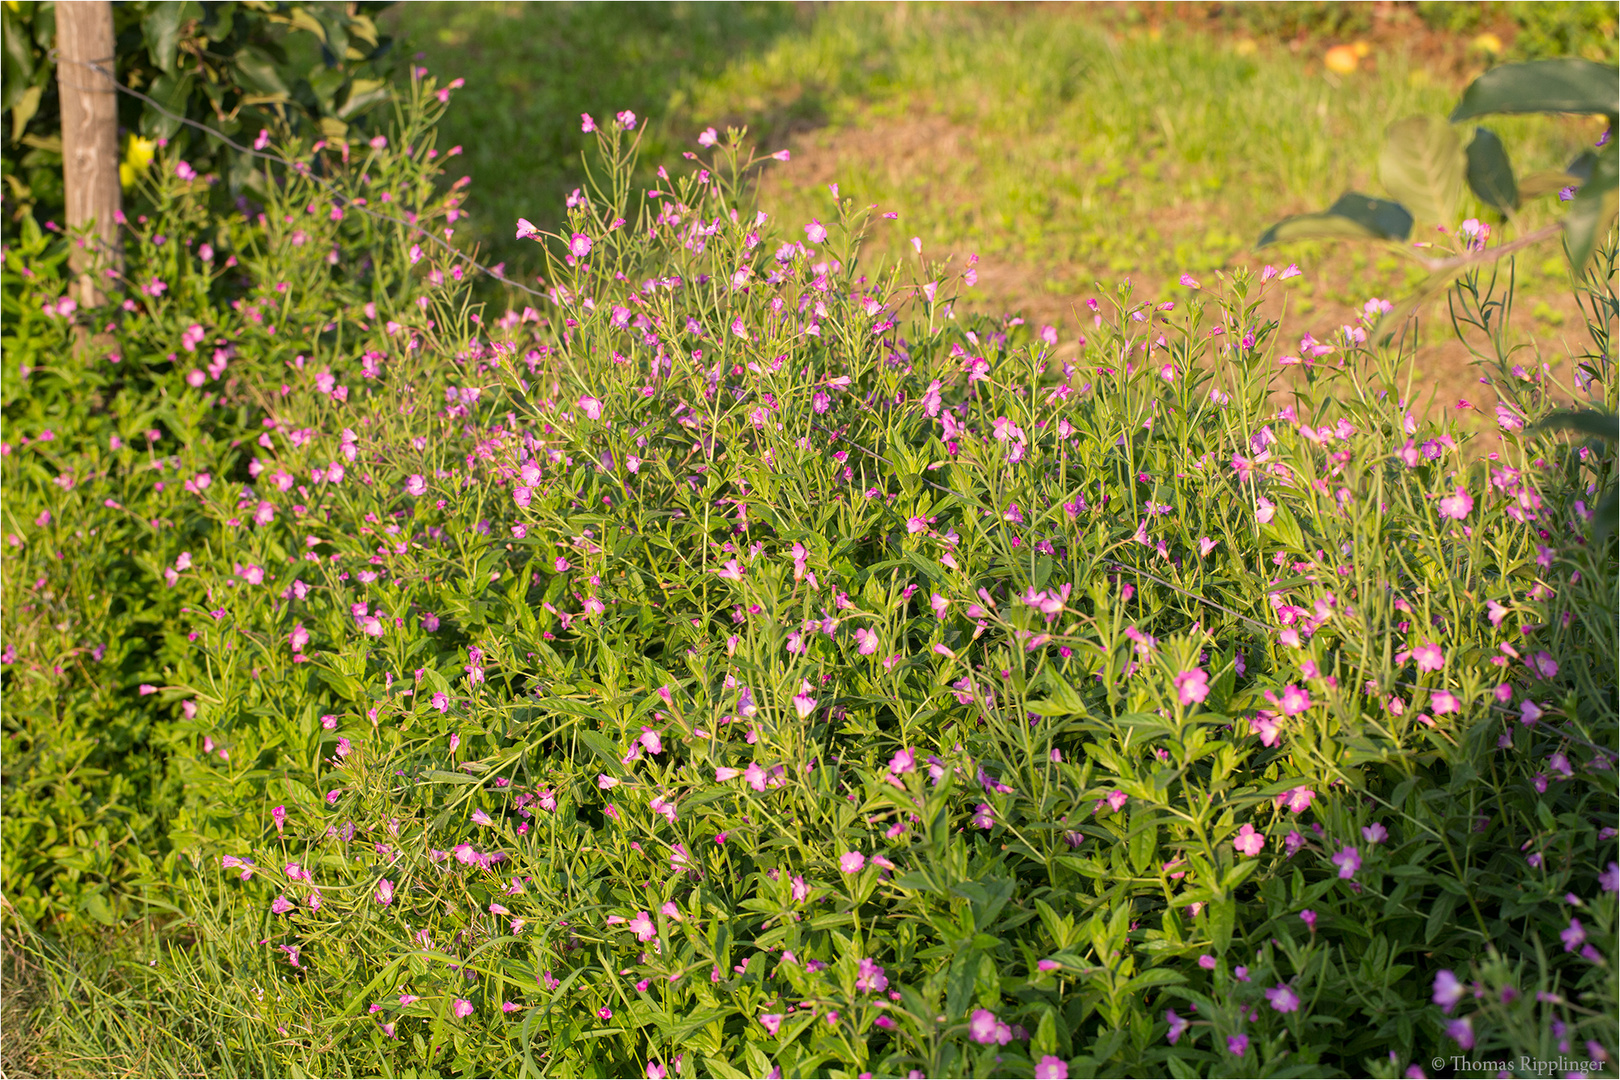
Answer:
[4, 95, 1615, 1078]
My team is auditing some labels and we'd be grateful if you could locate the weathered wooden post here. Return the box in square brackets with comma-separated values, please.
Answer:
[56, 0, 122, 307]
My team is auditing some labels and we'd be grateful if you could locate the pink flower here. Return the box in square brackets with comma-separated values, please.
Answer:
[1446, 1016, 1474, 1050]
[1165, 1009, 1190, 1044]
[1106, 790, 1128, 812]
[1227, 1033, 1249, 1057]
[1331, 846, 1361, 879]
[1276, 685, 1312, 715]
[569, 233, 592, 258]
[839, 851, 866, 874]
[805, 220, 828, 244]
[628, 911, 656, 942]
[1300, 909, 1318, 931]
[715, 766, 741, 782]
[968, 1008, 1011, 1045]
[270, 895, 294, 915]
[1276, 786, 1315, 813]
[452, 998, 475, 1018]
[1265, 984, 1300, 1012]
[515, 218, 539, 240]
[1174, 668, 1210, 706]
[1432, 969, 1465, 1013]
[1437, 486, 1474, 520]
[375, 878, 394, 904]
[1412, 643, 1444, 673]
[889, 748, 916, 775]
[760, 1013, 783, 1035]
[580, 113, 596, 132]
[615, 110, 637, 129]
[697, 127, 718, 147]
[1035, 1056, 1069, 1079]
[1362, 822, 1388, 845]
[1233, 823, 1266, 857]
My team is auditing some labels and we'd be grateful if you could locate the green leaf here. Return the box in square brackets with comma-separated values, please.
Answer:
[1533, 410, 1619, 443]
[1451, 59, 1619, 123]
[1258, 192, 1413, 248]
[231, 45, 290, 99]
[1208, 893, 1236, 953]
[1563, 148, 1618, 275]
[142, 2, 189, 74]
[1373, 265, 1474, 345]
[1, 6, 36, 108]
[1465, 127, 1518, 213]
[1378, 116, 1465, 225]
[337, 77, 392, 120]
[141, 72, 195, 140]
[1517, 169, 1580, 200]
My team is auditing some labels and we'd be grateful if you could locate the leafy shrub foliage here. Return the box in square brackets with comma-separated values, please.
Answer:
[4, 73, 1617, 1080]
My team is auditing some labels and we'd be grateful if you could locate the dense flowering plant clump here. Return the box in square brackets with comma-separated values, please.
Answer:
[3, 87, 1616, 1077]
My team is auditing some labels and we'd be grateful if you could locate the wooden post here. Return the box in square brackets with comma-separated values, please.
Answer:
[57, 0, 121, 307]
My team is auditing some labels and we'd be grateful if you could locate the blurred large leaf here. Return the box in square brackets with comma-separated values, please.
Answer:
[337, 78, 393, 121]
[1450, 59, 1619, 122]
[141, 72, 195, 141]
[1373, 266, 1472, 345]
[1258, 192, 1414, 247]
[1379, 116, 1465, 225]
[142, 2, 198, 76]
[1518, 169, 1581, 199]
[231, 47, 291, 100]
[1465, 127, 1518, 213]
[1563, 147, 1618, 274]
[1536, 411, 1620, 545]
[1534, 409, 1619, 443]
[1, 6, 36, 107]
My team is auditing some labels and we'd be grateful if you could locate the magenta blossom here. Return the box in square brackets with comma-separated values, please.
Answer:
[1433, 970, 1465, 1013]
[1265, 984, 1300, 1012]
[1233, 823, 1266, 857]
[1331, 846, 1361, 879]
[1437, 486, 1474, 520]
[1174, 668, 1210, 706]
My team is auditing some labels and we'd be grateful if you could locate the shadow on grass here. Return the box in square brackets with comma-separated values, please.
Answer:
[385, 1, 818, 286]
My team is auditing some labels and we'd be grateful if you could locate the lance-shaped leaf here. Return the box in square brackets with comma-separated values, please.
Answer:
[1372, 265, 1471, 346]
[1451, 59, 1619, 122]
[1258, 192, 1413, 248]
[1465, 127, 1518, 213]
[1379, 116, 1465, 225]
[1534, 410, 1619, 443]
[1518, 170, 1581, 200]
[1563, 147, 1618, 275]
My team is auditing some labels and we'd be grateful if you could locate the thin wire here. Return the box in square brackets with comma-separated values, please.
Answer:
[52, 52, 549, 299]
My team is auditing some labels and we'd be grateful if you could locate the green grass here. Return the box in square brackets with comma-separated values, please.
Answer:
[392, 0, 1606, 331]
